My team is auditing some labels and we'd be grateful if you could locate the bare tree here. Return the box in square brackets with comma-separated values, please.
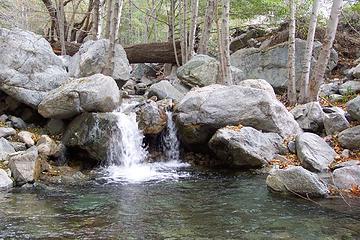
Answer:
[90, 0, 100, 40]
[188, 0, 199, 59]
[287, 0, 297, 105]
[219, 0, 232, 85]
[56, 0, 66, 54]
[299, 0, 320, 103]
[309, 0, 343, 101]
[198, 0, 217, 55]
[179, 0, 189, 64]
[104, 0, 112, 39]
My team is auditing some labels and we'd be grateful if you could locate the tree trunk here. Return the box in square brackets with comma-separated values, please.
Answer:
[57, 0, 67, 55]
[104, 0, 113, 39]
[299, 0, 320, 104]
[90, 0, 100, 40]
[42, 0, 60, 40]
[219, 0, 232, 85]
[198, 0, 216, 55]
[67, 0, 82, 42]
[309, 0, 343, 101]
[287, 0, 297, 105]
[115, 0, 124, 40]
[98, 0, 105, 38]
[188, 0, 199, 59]
[180, 0, 188, 64]
[103, 0, 121, 76]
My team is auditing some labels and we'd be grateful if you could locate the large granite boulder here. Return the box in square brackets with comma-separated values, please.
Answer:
[148, 80, 185, 103]
[62, 112, 120, 162]
[176, 54, 245, 88]
[8, 146, 38, 186]
[323, 108, 350, 135]
[208, 127, 284, 168]
[296, 133, 336, 172]
[175, 84, 301, 147]
[290, 102, 324, 133]
[136, 100, 167, 135]
[231, 39, 338, 91]
[0, 28, 68, 108]
[266, 166, 328, 197]
[332, 165, 360, 189]
[338, 126, 360, 150]
[346, 96, 360, 121]
[236, 79, 276, 98]
[69, 39, 131, 86]
[38, 74, 120, 119]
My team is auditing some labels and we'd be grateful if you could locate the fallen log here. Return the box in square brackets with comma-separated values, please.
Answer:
[51, 41, 182, 64]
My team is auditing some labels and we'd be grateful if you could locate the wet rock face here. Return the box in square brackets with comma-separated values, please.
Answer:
[68, 39, 131, 86]
[208, 127, 285, 168]
[175, 84, 301, 148]
[266, 166, 329, 198]
[0, 28, 68, 108]
[38, 74, 121, 119]
[136, 101, 167, 135]
[231, 39, 338, 91]
[296, 133, 336, 172]
[62, 112, 120, 162]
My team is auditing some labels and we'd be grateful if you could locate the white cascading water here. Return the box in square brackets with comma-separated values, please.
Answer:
[104, 103, 189, 183]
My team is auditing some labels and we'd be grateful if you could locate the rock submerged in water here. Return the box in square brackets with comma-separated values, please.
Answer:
[208, 127, 285, 168]
[175, 84, 301, 148]
[296, 133, 336, 172]
[266, 166, 329, 197]
[0, 28, 69, 108]
[38, 74, 120, 119]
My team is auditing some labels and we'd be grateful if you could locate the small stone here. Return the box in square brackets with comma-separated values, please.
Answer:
[9, 116, 27, 129]
[328, 94, 343, 102]
[18, 131, 35, 146]
[341, 149, 351, 158]
[0, 169, 13, 190]
[36, 135, 59, 157]
[287, 140, 296, 154]
[0, 114, 8, 122]
[338, 126, 360, 150]
[0, 127, 16, 138]
[10, 142, 27, 151]
[290, 102, 324, 133]
[0, 137, 15, 161]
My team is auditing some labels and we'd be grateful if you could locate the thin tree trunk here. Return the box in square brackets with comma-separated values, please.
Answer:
[115, 0, 124, 40]
[67, 0, 83, 42]
[171, 0, 180, 67]
[219, 0, 232, 85]
[182, 0, 188, 63]
[57, 0, 66, 55]
[128, 0, 132, 44]
[287, 0, 297, 105]
[90, 0, 100, 40]
[188, 0, 199, 59]
[309, 0, 343, 101]
[42, 0, 60, 40]
[98, 0, 105, 38]
[198, 0, 216, 55]
[104, 0, 113, 39]
[299, 0, 320, 103]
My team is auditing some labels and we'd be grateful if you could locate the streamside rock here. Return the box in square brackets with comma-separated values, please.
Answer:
[38, 74, 120, 119]
[0, 169, 13, 190]
[136, 100, 167, 135]
[290, 102, 324, 133]
[208, 127, 285, 168]
[62, 112, 119, 162]
[0, 137, 15, 161]
[36, 135, 59, 157]
[69, 39, 131, 85]
[175, 85, 301, 147]
[176, 54, 244, 87]
[296, 133, 336, 172]
[350, 63, 360, 78]
[0, 127, 16, 138]
[236, 79, 276, 98]
[266, 166, 328, 197]
[231, 39, 338, 91]
[346, 96, 360, 121]
[8, 146, 38, 186]
[338, 126, 360, 150]
[339, 81, 360, 95]
[332, 165, 360, 189]
[323, 110, 350, 136]
[18, 131, 35, 146]
[148, 80, 185, 103]
[0, 28, 68, 108]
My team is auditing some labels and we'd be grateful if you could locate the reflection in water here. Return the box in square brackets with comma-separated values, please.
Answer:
[0, 170, 359, 239]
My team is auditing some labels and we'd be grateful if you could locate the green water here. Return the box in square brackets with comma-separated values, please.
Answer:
[0, 168, 359, 239]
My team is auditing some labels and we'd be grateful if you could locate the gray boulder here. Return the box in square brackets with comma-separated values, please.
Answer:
[266, 166, 328, 197]
[332, 165, 360, 189]
[339, 81, 360, 95]
[176, 54, 244, 88]
[0, 127, 16, 138]
[62, 112, 120, 162]
[175, 84, 301, 147]
[338, 126, 360, 150]
[323, 108, 350, 135]
[319, 82, 341, 97]
[290, 102, 324, 133]
[36, 135, 59, 157]
[136, 100, 167, 135]
[148, 80, 185, 103]
[0, 28, 68, 108]
[208, 127, 284, 168]
[236, 79, 276, 98]
[8, 146, 38, 186]
[296, 133, 336, 172]
[0, 169, 13, 190]
[0, 137, 15, 161]
[69, 39, 131, 85]
[346, 96, 360, 121]
[231, 39, 338, 91]
[9, 116, 27, 129]
[38, 74, 120, 119]
[230, 28, 267, 52]
[18, 131, 35, 146]
[349, 63, 360, 79]
[45, 119, 65, 135]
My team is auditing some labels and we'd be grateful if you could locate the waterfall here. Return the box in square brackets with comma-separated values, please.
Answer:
[161, 111, 180, 162]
